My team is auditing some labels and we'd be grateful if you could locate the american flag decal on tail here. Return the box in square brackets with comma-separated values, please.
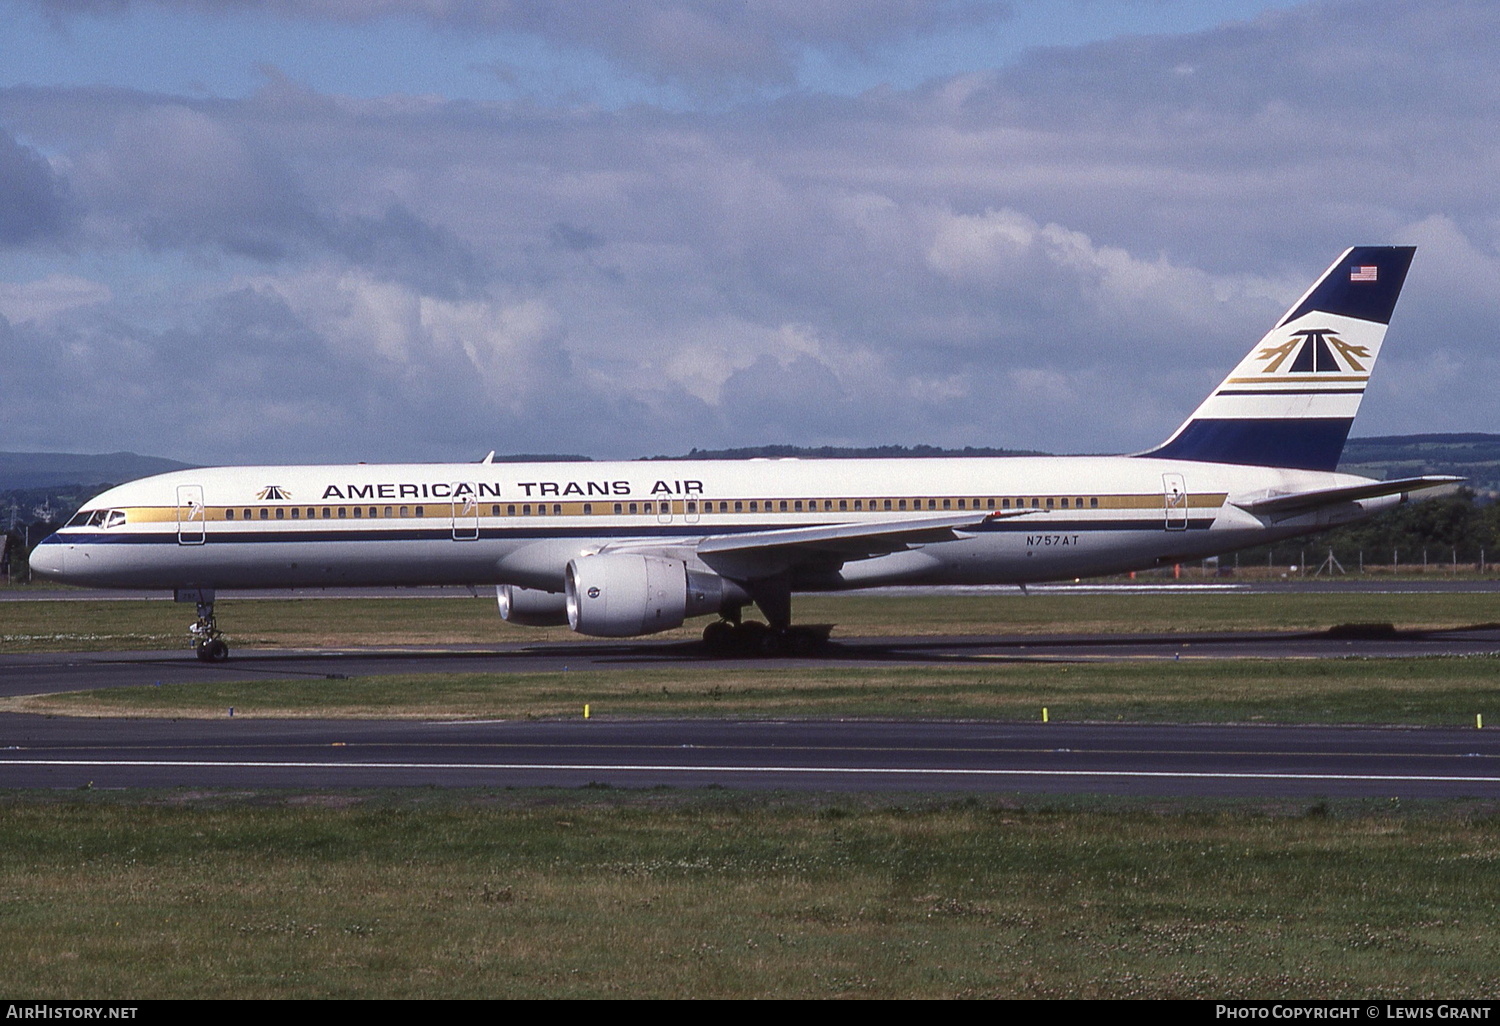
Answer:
[1350, 265, 1378, 282]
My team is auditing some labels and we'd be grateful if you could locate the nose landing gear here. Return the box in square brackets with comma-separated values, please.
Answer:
[179, 589, 229, 662]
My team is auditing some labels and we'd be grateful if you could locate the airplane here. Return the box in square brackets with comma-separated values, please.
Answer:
[30, 246, 1458, 661]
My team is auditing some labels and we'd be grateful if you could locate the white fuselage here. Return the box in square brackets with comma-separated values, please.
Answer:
[33, 455, 1388, 593]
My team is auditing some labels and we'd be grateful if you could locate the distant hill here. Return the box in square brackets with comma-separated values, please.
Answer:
[5, 435, 1494, 495]
[0, 451, 196, 491]
[649, 444, 1046, 461]
[1339, 434, 1500, 497]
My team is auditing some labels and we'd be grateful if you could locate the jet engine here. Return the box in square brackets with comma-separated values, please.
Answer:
[496, 584, 570, 627]
[564, 554, 747, 637]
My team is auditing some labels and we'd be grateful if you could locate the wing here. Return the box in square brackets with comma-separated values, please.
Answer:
[691, 508, 1044, 579]
[1230, 475, 1461, 518]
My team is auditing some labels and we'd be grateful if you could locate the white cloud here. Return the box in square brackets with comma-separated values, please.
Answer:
[3, 0, 1500, 461]
[0, 274, 111, 322]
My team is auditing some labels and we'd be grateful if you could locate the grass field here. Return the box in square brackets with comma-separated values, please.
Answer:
[3, 589, 1499, 654]
[3, 790, 1500, 999]
[9, 657, 1500, 727]
[6, 590, 1500, 998]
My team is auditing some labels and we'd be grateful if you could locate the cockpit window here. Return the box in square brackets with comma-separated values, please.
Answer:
[104, 510, 128, 529]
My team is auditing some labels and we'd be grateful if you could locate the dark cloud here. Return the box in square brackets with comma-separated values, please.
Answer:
[3, 0, 1499, 461]
[0, 127, 71, 246]
[327, 204, 491, 299]
[24, 0, 1011, 91]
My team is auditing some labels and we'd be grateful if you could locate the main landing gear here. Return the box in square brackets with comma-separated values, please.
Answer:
[701, 619, 830, 656]
[186, 593, 229, 662]
[700, 575, 830, 657]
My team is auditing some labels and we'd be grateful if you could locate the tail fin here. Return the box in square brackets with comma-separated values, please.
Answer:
[1141, 246, 1416, 472]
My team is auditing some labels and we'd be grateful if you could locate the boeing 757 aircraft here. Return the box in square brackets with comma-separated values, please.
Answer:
[32, 247, 1456, 659]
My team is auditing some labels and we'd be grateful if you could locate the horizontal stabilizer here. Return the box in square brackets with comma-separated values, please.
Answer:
[1230, 475, 1462, 517]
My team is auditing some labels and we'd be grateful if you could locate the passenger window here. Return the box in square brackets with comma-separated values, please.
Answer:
[291, 508, 299, 519]
[839, 500, 848, 511]
[644, 502, 654, 514]
[415, 506, 424, 516]
[244, 509, 252, 519]
[403, 506, 411, 517]
[385, 506, 393, 518]
[260, 508, 269, 520]
[942, 499, 951, 510]
[275, 508, 285, 520]
[226, 509, 235, 520]
[553, 504, 561, 515]
[307, 508, 316, 519]
[369, 507, 377, 518]
[339, 508, 347, 518]
[1046, 498, 1054, 508]
[584, 503, 593, 515]
[629, 503, 638, 514]
[987, 498, 995, 510]
[322, 508, 331, 519]
[749, 501, 758, 512]
[735, 501, 743, 512]
[687, 501, 697, 513]
[613, 503, 622, 514]
[883, 499, 892, 511]
[794, 500, 803, 512]
[353, 507, 362, 518]
[1059, 498, 1069, 509]
[523, 505, 531, 516]
[854, 500, 863, 511]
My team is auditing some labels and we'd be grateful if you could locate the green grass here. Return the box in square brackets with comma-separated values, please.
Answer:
[9, 657, 1500, 726]
[3, 791, 1499, 998]
[2, 591, 1499, 654]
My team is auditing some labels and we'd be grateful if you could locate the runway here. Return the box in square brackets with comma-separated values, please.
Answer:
[5, 715, 1500, 797]
[4, 626, 1500, 797]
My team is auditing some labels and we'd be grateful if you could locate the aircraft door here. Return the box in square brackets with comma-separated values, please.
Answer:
[657, 499, 673, 525]
[1163, 473, 1188, 531]
[452, 485, 479, 541]
[176, 484, 206, 545]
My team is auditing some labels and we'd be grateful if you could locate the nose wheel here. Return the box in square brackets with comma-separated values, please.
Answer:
[188, 598, 230, 662]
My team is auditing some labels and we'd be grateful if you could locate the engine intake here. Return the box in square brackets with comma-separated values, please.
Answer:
[565, 554, 746, 637]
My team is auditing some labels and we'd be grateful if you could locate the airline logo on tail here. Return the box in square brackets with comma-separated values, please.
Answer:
[1254, 329, 1370, 375]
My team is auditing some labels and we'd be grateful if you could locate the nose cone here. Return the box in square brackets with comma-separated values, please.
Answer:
[28, 535, 67, 580]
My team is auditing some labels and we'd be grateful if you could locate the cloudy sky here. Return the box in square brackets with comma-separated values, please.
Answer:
[1, 0, 1495, 465]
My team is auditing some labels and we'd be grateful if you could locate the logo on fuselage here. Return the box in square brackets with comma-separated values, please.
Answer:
[1255, 329, 1370, 374]
[257, 486, 291, 501]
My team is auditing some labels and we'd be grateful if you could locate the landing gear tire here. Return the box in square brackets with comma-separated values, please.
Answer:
[701, 620, 826, 658]
[195, 638, 229, 662]
[702, 620, 738, 655]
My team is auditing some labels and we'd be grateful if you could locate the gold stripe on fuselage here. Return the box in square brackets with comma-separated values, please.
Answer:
[98, 491, 1231, 526]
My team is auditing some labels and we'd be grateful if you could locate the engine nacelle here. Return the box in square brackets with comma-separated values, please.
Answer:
[565, 554, 746, 637]
[496, 584, 570, 627]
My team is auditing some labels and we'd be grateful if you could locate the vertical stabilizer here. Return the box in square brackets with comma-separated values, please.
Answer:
[1140, 246, 1415, 471]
